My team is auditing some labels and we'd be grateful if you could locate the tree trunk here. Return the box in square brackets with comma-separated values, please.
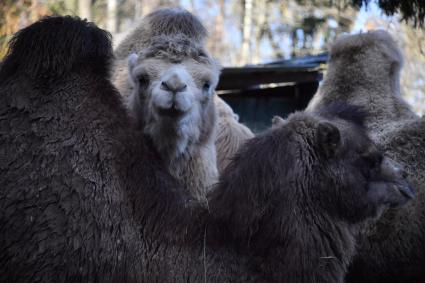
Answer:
[64, 0, 78, 13]
[210, 0, 225, 56]
[240, 0, 253, 65]
[265, 27, 283, 59]
[134, 0, 143, 21]
[252, 0, 268, 64]
[107, 0, 118, 33]
[78, 0, 92, 21]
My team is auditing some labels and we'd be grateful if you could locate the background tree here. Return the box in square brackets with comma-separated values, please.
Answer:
[78, 0, 91, 20]
[1, 0, 424, 113]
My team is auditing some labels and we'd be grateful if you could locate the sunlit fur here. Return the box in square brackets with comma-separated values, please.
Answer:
[115, 7, 207, 60]
[114, 8, 256, 201]
[306, 30, 417, 140]
[115, 8, 220, 202]
[214, 95, 254, 173]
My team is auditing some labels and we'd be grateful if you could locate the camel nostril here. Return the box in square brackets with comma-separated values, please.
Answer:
[161, 81, 171, 91]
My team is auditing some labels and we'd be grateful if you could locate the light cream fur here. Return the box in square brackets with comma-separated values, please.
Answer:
[306, 30, 418, 142]
[114, 8, 219, 202]
[113, 7, 254, 201]
[114, 7, 207, 61]
[214, 95, 254, 173]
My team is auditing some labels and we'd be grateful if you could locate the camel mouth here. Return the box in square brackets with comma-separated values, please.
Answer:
[367, 179, 415, 209]
[156, 106, 187, 118]
[389, 181, 415, 208]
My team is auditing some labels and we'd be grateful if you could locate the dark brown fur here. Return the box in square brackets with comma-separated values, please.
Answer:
[0, 17, 412, 283]
[346, 116, 425, 283]
[209, 104, 413, 283]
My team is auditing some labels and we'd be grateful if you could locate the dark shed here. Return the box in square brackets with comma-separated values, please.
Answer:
[217, 53, 328, 133]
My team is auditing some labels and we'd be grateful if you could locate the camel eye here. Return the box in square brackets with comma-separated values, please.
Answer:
[203, 82, 211, 92]
[198, 50, 208, 58]
[138, 74, 149, 86]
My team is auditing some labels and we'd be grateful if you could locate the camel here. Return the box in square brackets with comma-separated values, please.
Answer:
[113, 8, 253, 200]
[307, 30, 425, 283]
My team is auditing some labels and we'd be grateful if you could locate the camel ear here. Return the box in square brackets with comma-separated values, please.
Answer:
[127, 53, 139, 86]
[128, 53, 138, 72]
[317, 122, 340, 158]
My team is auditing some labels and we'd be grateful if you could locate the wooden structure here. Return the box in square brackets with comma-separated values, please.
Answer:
[217, 53, 328, 133]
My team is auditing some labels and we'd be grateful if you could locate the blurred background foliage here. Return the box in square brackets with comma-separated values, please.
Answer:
[1, 0, 424, 114]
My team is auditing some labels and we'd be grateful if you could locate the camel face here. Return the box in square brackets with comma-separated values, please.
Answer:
[121, 8, 222, 200]
[254, 110, 414, 223]
[132, 57, 217, 121]
[128, 53, 220, 158]
[366, 156, 414, 212]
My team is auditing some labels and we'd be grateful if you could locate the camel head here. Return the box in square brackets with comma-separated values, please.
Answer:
[127, 35, 221, 160]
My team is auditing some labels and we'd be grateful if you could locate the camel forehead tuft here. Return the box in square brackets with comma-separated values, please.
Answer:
[145, 7, 208, 43]
[136, 34, 216, 66]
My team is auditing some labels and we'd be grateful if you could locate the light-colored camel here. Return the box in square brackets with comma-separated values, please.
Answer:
[113, 8, 253, 200]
